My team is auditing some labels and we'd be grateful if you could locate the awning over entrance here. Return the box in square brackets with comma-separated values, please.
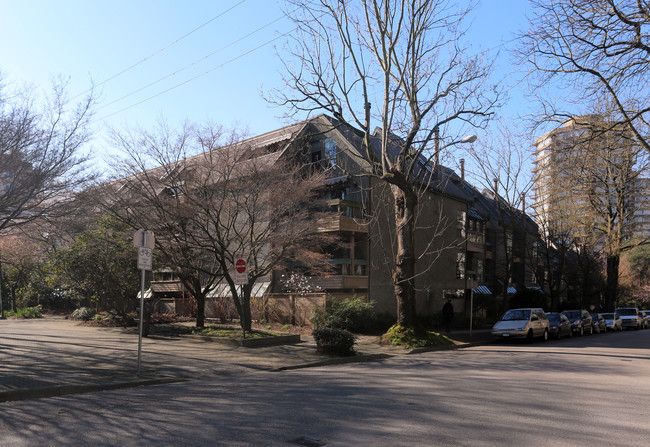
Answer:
[206, 281, 271, 299]
[472, 285, 492, 295]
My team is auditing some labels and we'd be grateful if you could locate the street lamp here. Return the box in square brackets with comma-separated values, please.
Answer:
[433, 127, 478, 167]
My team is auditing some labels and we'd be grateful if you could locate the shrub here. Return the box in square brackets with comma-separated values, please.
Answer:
[148, 313, 193, 325]
[5, 305, 42, 319]
[381, 324, 453, 349]
[71, 307, 94, 321]
[311, 297, 377, 333]
[312, 328, 356, 356]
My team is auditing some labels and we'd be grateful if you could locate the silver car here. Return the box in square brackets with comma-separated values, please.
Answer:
[491, 308, 550, 342]
[602, 312, 622, 331]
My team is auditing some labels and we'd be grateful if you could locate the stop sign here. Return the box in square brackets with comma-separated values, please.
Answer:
[235, 258, 247, 274]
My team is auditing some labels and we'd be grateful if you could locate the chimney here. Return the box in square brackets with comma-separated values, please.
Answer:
[460, 159, 465, 180]
[521, 193, 526, 214]
[434, 127, 440, 168]
[493, 178, 498, 195]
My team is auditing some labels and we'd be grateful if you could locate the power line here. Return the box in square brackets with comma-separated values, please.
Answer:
[97, 30, 293, 122]
[95, 14, 288, 113]
[73, 0, 246, 100]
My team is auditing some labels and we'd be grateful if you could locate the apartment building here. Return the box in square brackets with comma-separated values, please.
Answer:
[144, 115, 540, 321]
[532, 116, 648, 244]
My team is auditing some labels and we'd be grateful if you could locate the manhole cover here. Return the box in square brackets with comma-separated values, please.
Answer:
[287, 436, 326, 446]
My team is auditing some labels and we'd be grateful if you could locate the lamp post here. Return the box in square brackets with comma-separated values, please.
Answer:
[433, 127, 478, 168]
[0, 253, 4, 319]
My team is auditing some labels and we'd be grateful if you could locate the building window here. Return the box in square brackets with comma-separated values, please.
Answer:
[325, 138, 337, 168]
[456, 252, 465, 279]
[457, 210, 466, 238]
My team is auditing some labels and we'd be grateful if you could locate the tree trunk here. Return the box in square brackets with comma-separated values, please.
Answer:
[241, 284, 252, 332]
[196, 294, 205, 328]
[605, 254, 619, 310]
[391, 185, 419, 329]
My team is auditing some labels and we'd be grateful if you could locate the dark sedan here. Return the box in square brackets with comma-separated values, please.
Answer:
[590, 313, 607, 334]
[562, 309, 593, 336]
[546, 312, 572, 339]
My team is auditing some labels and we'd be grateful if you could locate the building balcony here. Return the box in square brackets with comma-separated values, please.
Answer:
[318, 215, 369, 233]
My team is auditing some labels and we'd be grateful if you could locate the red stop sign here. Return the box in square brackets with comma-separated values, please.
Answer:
[235, 259, 246, 274]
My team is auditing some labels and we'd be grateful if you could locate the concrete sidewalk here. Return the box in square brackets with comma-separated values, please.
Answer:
[0, 317, 492, 402]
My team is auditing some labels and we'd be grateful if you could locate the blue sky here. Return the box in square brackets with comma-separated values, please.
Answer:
[1, 0, 533, 165]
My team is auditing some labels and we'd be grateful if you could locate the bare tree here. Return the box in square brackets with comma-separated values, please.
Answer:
[568, 116, 649, 309]
[520, 0, 650, 153]
[275, 0, 500, 329]
[104, 122, 333, 329]
[463, 123, 538, 308]
[0, 75, 94, 233]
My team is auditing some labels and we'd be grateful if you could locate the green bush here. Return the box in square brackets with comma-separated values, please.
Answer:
[5, 305, 42, 319]
[312, 328, 356, 356]
[311, 297, 377, 333]
[382, 325, 453, 349]
[148, 313, 193, 325]
[71, 307, 94, 321]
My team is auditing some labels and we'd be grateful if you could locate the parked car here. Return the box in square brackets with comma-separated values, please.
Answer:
[561, 310, 593, 336]
[602, 312, 622, 331]
[641, 309, 650, 329]
[545, 312, 572, 339]
[589, 313, 607, 334]
[615, 307, 642, 330]
[491, 308, 550, 342]
[639, 311, 649, 329]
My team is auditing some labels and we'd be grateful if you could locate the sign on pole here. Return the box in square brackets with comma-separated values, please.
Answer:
[234, 258, 248, 285]
[134, 229, 154, 376]
[134, 229, 155, 249]
[137, 247, 153, 271]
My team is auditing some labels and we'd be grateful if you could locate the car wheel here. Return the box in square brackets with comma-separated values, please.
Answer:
[568, 328, 572, 338]
[526, 329, 534, 343]
[543, 329, 549, 342]
[579, 326, 584, 336]
[589, 325, 593, 335]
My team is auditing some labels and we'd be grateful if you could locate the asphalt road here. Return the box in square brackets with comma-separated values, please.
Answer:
[1, 327, 649, 446]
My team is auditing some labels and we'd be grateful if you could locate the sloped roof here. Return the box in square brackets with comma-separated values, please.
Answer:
[306, 114, 471, 202]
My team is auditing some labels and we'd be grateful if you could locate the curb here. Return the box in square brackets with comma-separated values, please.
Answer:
[0, 377, 186, 403]
[180, 333, 301, 347]
[407, 340, 492, 354]
[272, 353, 393, 371]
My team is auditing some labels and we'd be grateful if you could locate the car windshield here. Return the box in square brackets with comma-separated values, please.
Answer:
[563, 311, 580, 319]
[546, 314, 560, 322]
[602, 313, 614, 319]
[617, 309, 637, 316]
[501, 309, 531, 321]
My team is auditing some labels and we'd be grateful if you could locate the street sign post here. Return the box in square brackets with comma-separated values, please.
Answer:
[137, 247, 153, 271]
[134, 229, 155, 249]
[134, 230, 154, 376]
[234, 258, 247, 285]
